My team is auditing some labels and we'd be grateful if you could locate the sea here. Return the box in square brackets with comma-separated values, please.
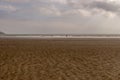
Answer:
[1, 35, 120, 39]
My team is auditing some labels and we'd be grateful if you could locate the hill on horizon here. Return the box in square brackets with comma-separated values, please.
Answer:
[0, 31, 5, 35]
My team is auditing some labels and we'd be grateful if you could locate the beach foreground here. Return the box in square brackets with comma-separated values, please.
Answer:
[1, 38, 120, 80]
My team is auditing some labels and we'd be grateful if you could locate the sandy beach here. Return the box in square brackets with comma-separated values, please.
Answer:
[0, 38, 120, 80]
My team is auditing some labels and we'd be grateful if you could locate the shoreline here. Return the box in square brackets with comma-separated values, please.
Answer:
[1, 36, 120, 39]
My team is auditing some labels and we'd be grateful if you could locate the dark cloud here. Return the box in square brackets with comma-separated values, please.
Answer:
[90, 1, 120, 12]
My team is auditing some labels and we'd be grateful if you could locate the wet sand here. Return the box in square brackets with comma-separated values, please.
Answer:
[0, 38, 120, 80]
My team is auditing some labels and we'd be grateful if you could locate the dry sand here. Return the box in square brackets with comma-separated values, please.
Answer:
[0, 38, 120, 80]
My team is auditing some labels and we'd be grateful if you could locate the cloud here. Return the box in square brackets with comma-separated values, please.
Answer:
[0, 0, 30, 3]
[63, 9, 92, 17]
[0, 0, 120, 18]
[47, 0, 67, 4]
[65, 0, 120, 18]
[90, 1, 120, 12]
[38, 5, 61, 16]
[42, 0, 120, 18]
[0, 5, 17, 12]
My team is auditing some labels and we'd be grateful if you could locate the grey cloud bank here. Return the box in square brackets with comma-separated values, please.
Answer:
[1, 0, 120, 17]
[0, 0, 120, 34]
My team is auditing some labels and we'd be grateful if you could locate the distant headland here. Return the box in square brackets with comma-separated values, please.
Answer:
[0, 31, 5, 35]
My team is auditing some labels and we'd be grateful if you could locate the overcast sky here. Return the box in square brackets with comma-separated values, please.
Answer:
[0, 0, 120, 34]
